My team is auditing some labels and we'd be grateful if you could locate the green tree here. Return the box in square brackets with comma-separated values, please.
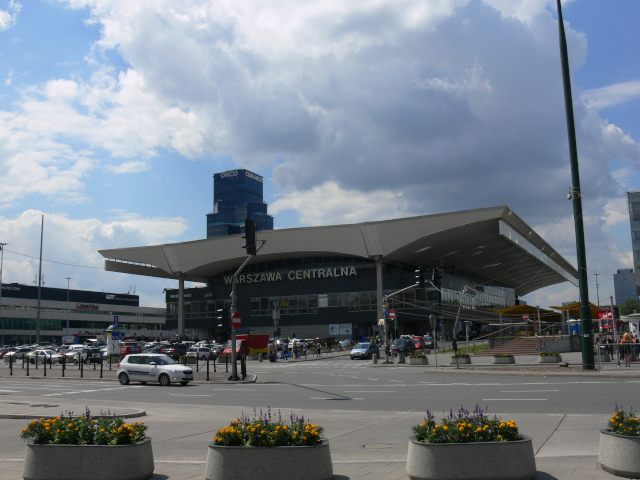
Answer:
[620, 298, 640, 316]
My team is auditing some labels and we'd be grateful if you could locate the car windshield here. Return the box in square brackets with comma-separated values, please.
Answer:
[354, 343, 369, 349]
[150, 355, 177, 365]
[43, 350, 56, 355]
[392, 340, 404, 345]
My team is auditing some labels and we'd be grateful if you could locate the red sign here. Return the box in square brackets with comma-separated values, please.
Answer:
[388, 309, 396, 319]
[232, 311, 241, 329]
[522, 313, 529, 322]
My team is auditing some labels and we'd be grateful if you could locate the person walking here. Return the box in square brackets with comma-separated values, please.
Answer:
[282, 342, 289, 360]
[293, 342, 299, 359]
[316, 343, 322, 357]
[622, 333, 632, 367]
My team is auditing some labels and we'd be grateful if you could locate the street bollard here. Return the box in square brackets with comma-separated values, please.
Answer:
[80, 358, 83, 378]
[62, 355, 65, 378]
[26, 356, 29, 376]
[100, 354, 103, 378]
[35, 353, 38, 370]
[225, 356, 229, 373]
[9, 354, 13, 375]
[399, 351, 406, 364]
[372, 354, 378, 364]
[44, 355, 47, 376]
[206, 357, 210, 382]
[258, 353, 263, 362]
[196, 357, 199, 373]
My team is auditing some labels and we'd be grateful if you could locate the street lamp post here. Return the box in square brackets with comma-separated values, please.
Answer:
[0, 243, 6, 346]
[66, 277, 72, 336]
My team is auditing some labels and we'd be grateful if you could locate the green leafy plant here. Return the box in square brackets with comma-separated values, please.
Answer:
[609, 405, 640, 437]
[493, 353, 513, 357]
[540, 351, 560, 356]
[214, 408, 324, 447]
[409, 354, 427, 358]
[412, 405, 523, 444]
[452, 353, 469, 358]
[20, 409, 146, 445]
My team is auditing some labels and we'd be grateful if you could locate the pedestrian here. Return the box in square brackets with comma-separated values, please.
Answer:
[303, 343, 308, 357]
[606, 335, 613, 355]
[316, 343, 322, 357]
[282, 342, 289, 360]
[622, 333, 632, 367]
[293, 342, 299, 359]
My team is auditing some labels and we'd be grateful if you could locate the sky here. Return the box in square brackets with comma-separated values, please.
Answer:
[0, 0, 639, 311]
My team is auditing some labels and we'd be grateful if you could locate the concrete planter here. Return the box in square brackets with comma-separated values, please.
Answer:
[599, 429, 640, 478]
[492, 356, 515, 364]
[205, 440, 332, 480]
[406, 436, 536, 480]
[450, 356, 471, 365]
[538, 355, 562, 363]
[23, 438, 154, 480]
[408, 357, 428, 365]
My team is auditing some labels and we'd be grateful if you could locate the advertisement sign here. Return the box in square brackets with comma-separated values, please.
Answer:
[339, 323, 352, 335]
[329, 324, 339, 335]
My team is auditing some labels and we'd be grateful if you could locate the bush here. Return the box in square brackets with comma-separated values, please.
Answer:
[609, 405, 640, 437]
[20, 410, 146, 445]
[214, 409, 324, 447]
[452, 353, 469, 358]
[412, 405, 523, 444]
[493, 353, 513, 357]
[540, 351, 560, 356]
[409, 354, 427, 358]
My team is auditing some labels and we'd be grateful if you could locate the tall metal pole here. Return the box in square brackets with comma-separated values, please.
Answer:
[594, 273, 600, 306]
[36, 215, 44, 344]
[556, 0, 593, 370]
[66, 277, 72, 336]
[0, 243, 6, 346]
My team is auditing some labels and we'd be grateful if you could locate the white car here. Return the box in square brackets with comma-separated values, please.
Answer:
[117, 354, 193, 386]
[28, 349, 63, 364]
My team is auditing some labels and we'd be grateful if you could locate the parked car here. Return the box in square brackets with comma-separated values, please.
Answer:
[412, 336, 426, 351]
[117, 354, 193, 386]
[423, 335, 435, 349]
[186, 346, 213, 360]
[160, 343, 187, 360]
[4, 347, 33, 360]
[390, 338, 415, 356]
[350, 342, 379, 360]
[28, 349, 63, 364]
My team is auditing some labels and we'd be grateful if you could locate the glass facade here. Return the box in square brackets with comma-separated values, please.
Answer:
[206, 169, 274, 238]
[627, 191, 640, 288]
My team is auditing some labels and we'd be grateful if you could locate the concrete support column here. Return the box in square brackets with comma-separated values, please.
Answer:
[178, 274, 185, 340]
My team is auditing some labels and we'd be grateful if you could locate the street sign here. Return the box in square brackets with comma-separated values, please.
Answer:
[113, 315, 119, 329]
[388, 309, 396, 319]
[112, 332, 125, 340]
[232, 311, 241, 329]
[523, 313, 530, 322]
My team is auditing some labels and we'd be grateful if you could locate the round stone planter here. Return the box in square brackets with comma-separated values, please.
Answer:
[599, 429, 640, 478]
[538, 355, 562, 363]
[406, 436, 536, 480]
[450, 356, 471, 365]
[205, 440, 333, 480]
[408, 357, 428, 365]
[492, 356, 515, 364]
[23, 438, 154, 480]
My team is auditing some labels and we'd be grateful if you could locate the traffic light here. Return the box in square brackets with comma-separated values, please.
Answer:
[241, 218, 257, 255]
[433, 268, 443, 287]
[415, 268, 425, 288]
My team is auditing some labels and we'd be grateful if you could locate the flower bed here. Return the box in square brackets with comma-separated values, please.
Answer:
[599, 406, 640, 477]
[450, 353, 471, 365]
[538, 352, 562, 363]
[408, 356, 428, 365]
[206, 409, 332, 480]
[21, 411, 153, 480]
[407, 406, 535, 480]
[492, 354, 515, 364]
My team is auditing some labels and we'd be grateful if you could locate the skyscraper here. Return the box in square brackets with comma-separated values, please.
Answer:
[626, 191, 640, 287]
[614, 268, 637, 305]
[206, 169, 274, 238]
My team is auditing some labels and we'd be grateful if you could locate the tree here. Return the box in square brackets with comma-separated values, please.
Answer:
[619, 298, 640, 316]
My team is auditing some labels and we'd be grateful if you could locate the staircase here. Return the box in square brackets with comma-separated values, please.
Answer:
[473, 336, 555, 356]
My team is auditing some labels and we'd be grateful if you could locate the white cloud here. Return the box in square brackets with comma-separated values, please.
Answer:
[0, 210, 189, 307]
[0, 0, 20, 31]
[582, 80, 640, 111]
[105, 161, 150, 174]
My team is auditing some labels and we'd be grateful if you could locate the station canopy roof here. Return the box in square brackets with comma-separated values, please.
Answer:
[99, 205, 578, 297]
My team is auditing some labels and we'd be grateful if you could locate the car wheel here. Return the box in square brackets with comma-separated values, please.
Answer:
[140, 382, 147, 385]
[350, 356, 354, 360]
[180, 381, 189, 386]
[159, 373, 170, 386]
[118, 372, 130, 385]
[30, 358, 34, 364]
[72, 359, 78, 365]
[366, 352, 371, 359]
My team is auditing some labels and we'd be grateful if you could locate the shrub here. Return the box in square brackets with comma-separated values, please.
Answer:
[493, 353, 513, 357]
[412, 405, 523, 444]
[609, 405, 640, 437]
[20, 410, 146, 445]
[540, 351, 560, 356]
[452, 353, 469, 358]
[409, 354, 427, 358]
[214, 408, 324, 447]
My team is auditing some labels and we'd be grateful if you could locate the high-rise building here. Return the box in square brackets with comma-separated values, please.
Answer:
[626, 191, 640, 286]
[614, 268, 637, 305]
[206, 169, 274, 238]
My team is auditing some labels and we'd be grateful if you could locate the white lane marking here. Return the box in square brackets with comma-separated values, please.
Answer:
[170, 394, 213, 397]
[343, 391, 394, 393]
[482, 398, 548, 401]
[0, 389, 19, 393]
[43, 386, 142, 396]
[212, 389, 255, 391]
[390, 380, 404, 383]
[500, 390, 559, 393]
[310, 397, 363, 400]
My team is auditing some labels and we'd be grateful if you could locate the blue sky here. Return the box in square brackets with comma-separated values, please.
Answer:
[0, 0, 639, 310]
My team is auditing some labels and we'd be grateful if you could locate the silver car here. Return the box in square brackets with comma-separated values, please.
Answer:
[117, 354, 193, 386]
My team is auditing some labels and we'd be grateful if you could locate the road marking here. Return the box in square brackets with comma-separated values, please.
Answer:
[343, 391, 394, 393]
[500, 390, 559, 393]
[482, 398, 547, 401]
[43, 386, 141, 396]
[213, 388, 255, 391]
[0, 389, 19, 393]
[390, 380, 404, 383]
[170, 394, 213, 397]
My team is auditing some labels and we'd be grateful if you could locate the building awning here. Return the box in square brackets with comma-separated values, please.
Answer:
[99, 206, 578, 297]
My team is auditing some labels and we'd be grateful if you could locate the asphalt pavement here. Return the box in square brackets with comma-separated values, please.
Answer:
[0, 349, 635, 479]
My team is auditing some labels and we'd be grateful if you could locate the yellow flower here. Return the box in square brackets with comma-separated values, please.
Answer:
[68, 423, 73, 428]
[31, 421, 36, 425]
[261, 430, 265, 435]
[251, 428, 256, 433]
[443, 426, 449, 431]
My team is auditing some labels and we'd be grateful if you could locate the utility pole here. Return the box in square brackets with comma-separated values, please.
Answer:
[594, 273, 600, 306]
[66, 277, 72, 336]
